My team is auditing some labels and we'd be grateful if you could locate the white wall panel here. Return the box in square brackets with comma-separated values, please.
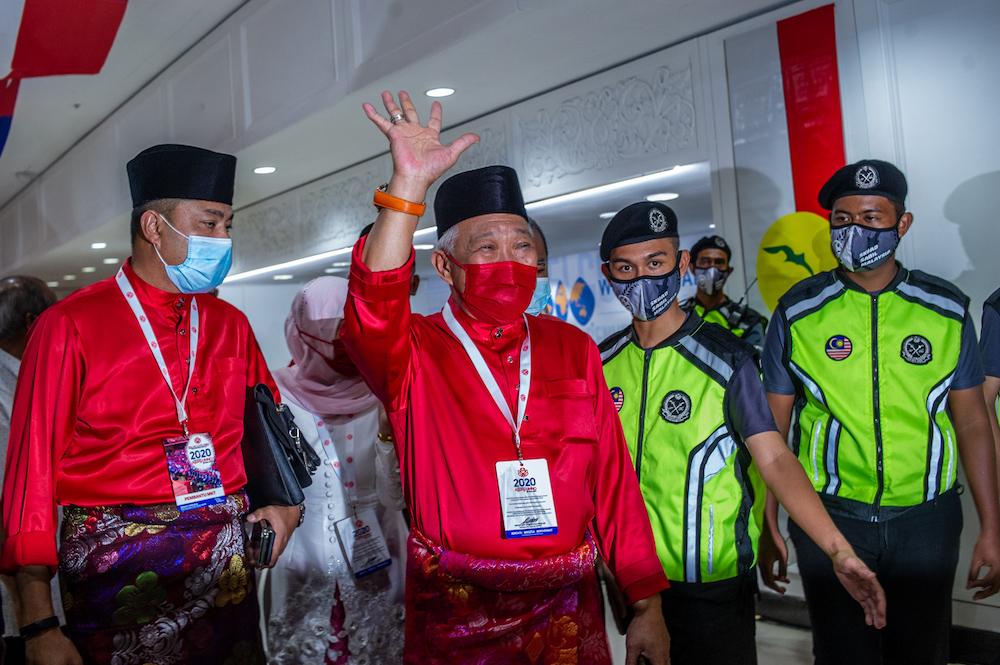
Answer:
[168, 36, 237, 150]
[232, 154, 390, 274]
[241, 0, 339, 131]
[346, 0, 509, 77]
[510, 42, 706, 204]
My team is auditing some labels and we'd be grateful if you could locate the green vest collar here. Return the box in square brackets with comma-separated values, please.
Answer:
[835, 262, 908, 296]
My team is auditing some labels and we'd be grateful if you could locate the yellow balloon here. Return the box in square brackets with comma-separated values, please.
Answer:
[756, 212, 838, 312]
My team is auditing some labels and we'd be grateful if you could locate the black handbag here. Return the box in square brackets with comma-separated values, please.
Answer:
[241, 383, 320, 509]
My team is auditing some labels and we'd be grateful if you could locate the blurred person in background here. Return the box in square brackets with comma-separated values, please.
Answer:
[526, 218, 551, 316]
[0, 277, 58, 664]
[267, 276, 407, 665]
[679, 236, 766, 351]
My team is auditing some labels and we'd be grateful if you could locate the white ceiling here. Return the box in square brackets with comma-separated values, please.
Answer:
[1, 0, 793, 294]
[0, 0, 249, 207]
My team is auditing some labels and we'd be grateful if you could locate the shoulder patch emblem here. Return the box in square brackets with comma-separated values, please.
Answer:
[901, 334, 932, 365]
[660, 390, 691, 424]
[855, 165, 879, 189]
[649, 208, 667, 233]
[825, 335, 852, 361]
[610, 387, 625, 412]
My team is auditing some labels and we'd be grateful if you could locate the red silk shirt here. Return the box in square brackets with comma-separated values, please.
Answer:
[1, 260, 275, 572]
[342, 240, 668, 603]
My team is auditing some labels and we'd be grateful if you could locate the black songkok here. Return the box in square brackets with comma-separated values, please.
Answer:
[127, 144, 237, 208]
[818, 159, 907, 210]
[690, 235, 732, 262]
[433, 166, 527, 239]
[600, 202, 678, 262]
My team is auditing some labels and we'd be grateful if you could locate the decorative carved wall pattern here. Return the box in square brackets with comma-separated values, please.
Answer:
[235, 197, 297, 271]
[449, 126, 508, 173]
[233, 157, 387, 272]
[299, 164, 384, 247]
[516, 62, 697, 188]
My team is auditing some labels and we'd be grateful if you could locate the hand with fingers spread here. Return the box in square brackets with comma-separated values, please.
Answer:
[831, 550, 887, 629]
[360, 90, 479, 272]
[362, 91, 479, 193]
[967, 531, 1000, 600]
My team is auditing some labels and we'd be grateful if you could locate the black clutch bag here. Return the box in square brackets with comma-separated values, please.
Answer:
[241, 383, 320, 509]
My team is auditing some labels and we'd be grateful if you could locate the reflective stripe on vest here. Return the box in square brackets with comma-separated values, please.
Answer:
[601, 321, 763, 582]
[783, 270, 964, 508]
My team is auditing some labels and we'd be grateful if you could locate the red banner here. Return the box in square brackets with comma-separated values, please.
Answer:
[10, 0, 126, 78]
[777, 4, 846, 217]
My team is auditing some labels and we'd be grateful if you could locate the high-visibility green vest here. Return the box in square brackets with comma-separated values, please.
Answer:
[680, 297, 766, 341]
[778, 267, 967, 509]
[600, 315, 764, 583]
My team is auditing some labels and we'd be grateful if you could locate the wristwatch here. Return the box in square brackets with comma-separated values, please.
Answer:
[297, 503, 306, 527]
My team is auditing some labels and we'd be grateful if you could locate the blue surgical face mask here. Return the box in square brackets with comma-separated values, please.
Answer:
[525, 277, 551, 316]
[830, 222, 899, 272]
[607, 257, 681, 322]
[154, 214, 233, 293]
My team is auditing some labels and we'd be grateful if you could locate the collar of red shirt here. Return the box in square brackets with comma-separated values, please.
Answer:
[123, 258, 193, 314]
[446, 296, 527, 344]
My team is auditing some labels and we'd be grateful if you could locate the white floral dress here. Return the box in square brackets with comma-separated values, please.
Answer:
[264, 402, 407, 665]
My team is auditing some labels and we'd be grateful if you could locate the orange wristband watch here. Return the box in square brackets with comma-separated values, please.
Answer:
[373, 184, 426, 217]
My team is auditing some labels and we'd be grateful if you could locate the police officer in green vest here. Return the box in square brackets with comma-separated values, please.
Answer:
[760, 160, 1000, 665]
[598, 201, 886, 665]
[979, 288, 1000, 491]
[680, 235, 767, 350]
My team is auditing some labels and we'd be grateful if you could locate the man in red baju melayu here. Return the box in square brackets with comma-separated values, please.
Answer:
[341, 90, 671, 665]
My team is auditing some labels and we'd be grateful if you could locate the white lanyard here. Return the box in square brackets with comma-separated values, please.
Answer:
[442, 304, 531, 462]
[116, 268, 199, 434]
[314, 415, 358, 508]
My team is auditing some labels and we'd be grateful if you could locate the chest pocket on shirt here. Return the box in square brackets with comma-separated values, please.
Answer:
[546, 378, 598, 444]
[213, 357, 248, 419]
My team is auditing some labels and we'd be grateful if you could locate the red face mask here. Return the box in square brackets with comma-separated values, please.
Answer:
[296, 326, 361, 377]
[445, 253, 537, 325]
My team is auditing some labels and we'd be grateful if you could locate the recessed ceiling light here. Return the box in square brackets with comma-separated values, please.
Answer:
[103, 258, 119, 265]
[324, 268, 346, 274]
[413, 244, 434, 250]
[413, 226, 437, 237]
[63, 274, 77, 281]
[254, 166, 277, 175]
[46, 281, 59, 287]
[91, 242, 107, 249]
[331, 262, 351, 267]
[709, 224, 716, 229]
[599, 212, 617, 220]
[81, 266, 96, 273]
[425, 88, 455, 98]
[646, 192, 679, 202]
[273, 274, 294, 280]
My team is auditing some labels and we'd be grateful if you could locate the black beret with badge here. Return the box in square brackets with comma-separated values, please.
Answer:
[818, 159, 908, 210]
[600, 201, 678, 262]
[127, 144, 237, 208]
[433, 165, 527, 239]
[690, 235, 731, 262]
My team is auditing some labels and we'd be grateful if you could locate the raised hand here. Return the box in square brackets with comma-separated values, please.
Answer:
[363, 91, 479, 191]
[832, 550, 887, 629]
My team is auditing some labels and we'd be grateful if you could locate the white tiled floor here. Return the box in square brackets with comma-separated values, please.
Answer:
[604, 604, 816, 664]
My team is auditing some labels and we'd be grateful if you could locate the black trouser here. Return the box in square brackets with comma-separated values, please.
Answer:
[789, 488, 963, 665]
[660, 574, 758, 665]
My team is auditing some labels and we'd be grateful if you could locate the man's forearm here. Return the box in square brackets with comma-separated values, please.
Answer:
[951, 388, 1000, 533]
[13, 565, 57, 626]
[360, 176, 428, 272]
[756, 442, 851, 558]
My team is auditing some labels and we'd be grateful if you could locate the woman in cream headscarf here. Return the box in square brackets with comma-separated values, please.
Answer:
[267, 276, 407, 665]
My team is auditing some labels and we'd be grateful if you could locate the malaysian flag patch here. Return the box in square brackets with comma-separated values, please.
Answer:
[825, 335, 852, 361]
[610, 387, 625, 412]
